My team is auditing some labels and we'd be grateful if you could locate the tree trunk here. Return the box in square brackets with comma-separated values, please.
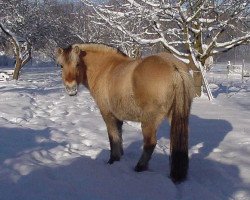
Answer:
[0, 23, 32, 80]
[193, 71, 203, 96]
[13, 57, 22, 80]
[12, 44, 32, 80]
[187, 55, 203, 97]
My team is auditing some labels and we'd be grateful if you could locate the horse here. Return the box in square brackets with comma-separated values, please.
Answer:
[56, 43, 195, 183]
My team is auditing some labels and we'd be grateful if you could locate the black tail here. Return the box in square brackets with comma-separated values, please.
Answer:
[169, 66, 194, 183]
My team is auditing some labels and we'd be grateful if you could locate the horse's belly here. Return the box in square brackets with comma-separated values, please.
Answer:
[109, 95, 142, 122]
[108, 63, 143, 121]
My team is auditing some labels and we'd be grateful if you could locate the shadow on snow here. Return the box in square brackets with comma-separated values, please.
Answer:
[0, 115, 249, 200]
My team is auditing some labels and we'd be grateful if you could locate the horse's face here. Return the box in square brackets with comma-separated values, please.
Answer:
[56, 46, 85, 96]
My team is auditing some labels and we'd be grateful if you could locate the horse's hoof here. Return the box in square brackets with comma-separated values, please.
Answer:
[121, 148, 124, 156]
[134, 164, 148, 172]
[107, 156, 120, 164]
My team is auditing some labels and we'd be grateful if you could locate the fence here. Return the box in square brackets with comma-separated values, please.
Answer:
[210, 60, 250, 81]
[206, 60, 250, 97]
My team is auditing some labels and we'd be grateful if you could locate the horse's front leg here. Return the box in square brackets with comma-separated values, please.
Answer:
[101, 112, 123, 164]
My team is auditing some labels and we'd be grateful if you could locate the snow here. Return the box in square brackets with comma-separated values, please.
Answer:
[0, 73, 10, 82]
[173, 54, 190, 64]
[0, 62, 250, 200]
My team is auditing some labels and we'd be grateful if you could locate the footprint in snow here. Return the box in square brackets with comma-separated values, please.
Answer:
[82, 139, 92, 147]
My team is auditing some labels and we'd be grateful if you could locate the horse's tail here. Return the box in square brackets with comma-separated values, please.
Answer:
[169, 64, 195, 183]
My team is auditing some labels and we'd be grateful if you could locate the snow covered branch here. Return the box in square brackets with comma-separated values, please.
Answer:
[213, 34, 250, 54]
[80, 0, 250, 98]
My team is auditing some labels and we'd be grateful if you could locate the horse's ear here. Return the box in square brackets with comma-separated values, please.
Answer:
[74, 46, 80, 54]
[80, 50, 87, 57]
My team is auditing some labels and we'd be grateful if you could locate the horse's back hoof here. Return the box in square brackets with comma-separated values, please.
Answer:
[134, 164, 148, 172]
[107, 156, 120, 164]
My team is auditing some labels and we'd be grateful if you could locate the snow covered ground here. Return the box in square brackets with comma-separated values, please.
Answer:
[0, 62, 249, 200]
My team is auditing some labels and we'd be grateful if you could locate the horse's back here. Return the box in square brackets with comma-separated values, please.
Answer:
[105, 52, 191, 121]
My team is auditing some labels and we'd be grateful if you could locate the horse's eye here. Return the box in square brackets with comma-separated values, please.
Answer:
[60, 65, 63, 69]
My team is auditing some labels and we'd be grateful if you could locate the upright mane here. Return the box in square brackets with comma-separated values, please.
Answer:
[73, 43, 128, 57]
[56, 43, 128, 65]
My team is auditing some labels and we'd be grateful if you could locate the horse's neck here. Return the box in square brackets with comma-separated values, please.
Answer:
[85, 52, 130, 92]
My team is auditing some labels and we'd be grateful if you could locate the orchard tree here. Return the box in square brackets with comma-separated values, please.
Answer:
[0, 0, 80, 78]
[68, 2, 141, 56]
[81, 0, 250, 98]
[0, 0, 33, 80]
[0, 23, 31, 80]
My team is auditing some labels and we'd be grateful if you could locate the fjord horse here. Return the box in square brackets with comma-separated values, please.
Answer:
[56, 43, 195, 183]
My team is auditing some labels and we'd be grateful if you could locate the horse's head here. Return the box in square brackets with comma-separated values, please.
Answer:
[56, 45, 86, 96]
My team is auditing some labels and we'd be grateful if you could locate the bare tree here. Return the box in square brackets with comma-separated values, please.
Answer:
[0, 0, 81, 78]
[0, 23, 31, 80]
[81, 0, 250, 98]
[0, 0, 35, 79]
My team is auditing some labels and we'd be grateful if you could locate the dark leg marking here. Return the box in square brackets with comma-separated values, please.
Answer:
[116, 119, 124, 155]
[103, 114, 123, 164]
[108, 135, 123, 164]
[135, 144, 156, 172]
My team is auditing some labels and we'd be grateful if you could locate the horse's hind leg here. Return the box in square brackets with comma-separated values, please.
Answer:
[135, 115, 164, 172]
[116, 119, 124, 155]
[101, 112, 123, 164]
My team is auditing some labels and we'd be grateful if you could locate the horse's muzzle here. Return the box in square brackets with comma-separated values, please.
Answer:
[65, 85, 77, 96]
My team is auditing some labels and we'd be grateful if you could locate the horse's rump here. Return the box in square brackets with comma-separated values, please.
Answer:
[131, 53, 192, 117]
[104, 53, 193, 123]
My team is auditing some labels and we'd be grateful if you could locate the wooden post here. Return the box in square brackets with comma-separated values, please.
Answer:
[242, 59, 245, 83]
[227, 61, 231, 96]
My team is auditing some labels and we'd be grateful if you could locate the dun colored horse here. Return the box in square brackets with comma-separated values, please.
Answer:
[56, 43, 195, 183]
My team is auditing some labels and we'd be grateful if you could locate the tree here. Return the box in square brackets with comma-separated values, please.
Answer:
[0, 23, 31, 80]
[0, 0, 81, 78]
[1, 0, 105, 63]
[81, 0, 250, 98]
[0, 0, 35, 79]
